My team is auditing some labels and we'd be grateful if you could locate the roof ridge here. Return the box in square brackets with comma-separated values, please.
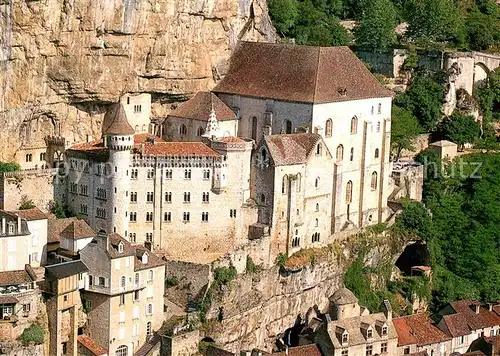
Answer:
[313, 47, 321, 104]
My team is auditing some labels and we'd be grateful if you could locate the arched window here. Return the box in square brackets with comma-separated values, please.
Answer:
[148, 270, 154, 281]
[251, 116, 258, 140]
[378, 103, 382, 114]
[121, 276, 126, 288]
[325, 119, 333, 137]
[197, 127, 205, 136]
[315, 177, 320, 189]
[296, 173, 302, 192]
[375, 148, 380, 158]
[376, 121, 381, 132]
[316, 143, 321, 155]
[346, 181, 353, 204]
[260, 194, 266, 204]
[282, 175, 288, 195]
[147, 321, 152, 336]
[135, 273, 139, 285]
[179, 124, 187, 135]
[336, 144, 344, 160]
[261, 148, 267, 162]
[350, 147, 354, 161]
[116, 345, 128, 356]
[371, 172, 378, 190]
[284, 119, 292, 134]
[315, 203, 319, 212]
[350, 116, 358, 134]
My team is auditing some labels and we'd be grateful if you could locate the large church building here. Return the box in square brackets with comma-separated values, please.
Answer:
[63, 42, 393, 262]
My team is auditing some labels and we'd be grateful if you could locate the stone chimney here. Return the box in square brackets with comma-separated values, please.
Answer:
[471, 303, 480, 314]
[381, 300, 392, 322]
[96, 230, 109, 251]
[488, 303, 493, 312]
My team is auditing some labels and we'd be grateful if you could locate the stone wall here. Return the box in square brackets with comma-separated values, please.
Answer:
[0, 169, 65, 211]
[161, 330, 200, 356]
[164, 260, 211, 307]
[0, 0, 276, 161]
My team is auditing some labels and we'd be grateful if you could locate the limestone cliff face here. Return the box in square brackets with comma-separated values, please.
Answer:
[0, 0, 276, 160]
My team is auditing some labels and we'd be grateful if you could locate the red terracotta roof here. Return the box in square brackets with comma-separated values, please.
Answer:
[137, 142, 220, 157]
[217, 136, 246, 143]
[134, 334, 161, 356]
[69, 139, 107, 153]
[60, 220, 94, 240]
[394, 314, 451, 347]
[0, 296, 19, 304]
[134, 133, 164, 144]
[11, 208, 47, 221]
[214, 42, 392, 104]
[273, 344, 322, 356]
[168, 91, 236, 121]
[441, 314, 471, 337]
[102, 103, 135, 135]
[78, 335, 108, 355]
[0, 270, 33, 286]
[450, 300, 500, 330]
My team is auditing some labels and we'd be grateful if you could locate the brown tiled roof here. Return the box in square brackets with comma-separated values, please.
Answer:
[217, 136, 246, 143]
[60, 220, 94, 240]
[0, 270, 33, 286]
[484, 335, 500, 355]
[450, 300, 500, 331]
[134, 247, 166, 272]
[134, 334, 161, 356]
[441, 314, 471, 337]
[273, 344, 322, 356]
[69, 139, 105, 152]
[134, 133, 165, 144]
[48, 218, 77, 243]
[67, 139, 109, 161]
[136, 142, 220, 157]
[0, 296, 19, 304]
[263, 133, 324, 166]
[168, 92, 236, 121]
[214, 42, 392, 104]
[11, 208, 47, 221]
[494, 305, 500, 317]
[78, 335, 108, 355]
[393, 314, 451, 347]
[102, 103, 135, 135]
[107, 233, 135, 259]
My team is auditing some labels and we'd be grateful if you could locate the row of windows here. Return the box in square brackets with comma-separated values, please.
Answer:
[178, 124, 206, 137]
[335, 145, 380, 161]
[130, 211, 237, 223]
[130, 168, 211, 180]
[96, 188, 107, 200]
[96, 208, 107, 219]
[25, 153, 46, 162]
[130, 191, 212, 204]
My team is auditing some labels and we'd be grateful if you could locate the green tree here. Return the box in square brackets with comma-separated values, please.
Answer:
[355, 0, 397, 51]
[19, 196, 36, 210]
[311, 0, 343, 17]
[268, 0, 298, 35]
[0, 162, 21, 172]
[394, 200, 433, 241]
[18, 323, 45, 346]
[466, 10, 498, 51]
[405, 0, 465, 46]
[391, 106, 421, 159]
[436, 114, 480, 150]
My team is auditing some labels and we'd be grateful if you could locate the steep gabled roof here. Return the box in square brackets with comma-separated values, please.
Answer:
[214, 42, 392, 104]
[102, 103, 135, 135]
[77, 335, 108, 356]
[263, 133, 325, 166]
[60, 220, 95, 240]
[168, 92, 236, 121]
[393, 314, 451, 347]
[10, 208, 47, 221]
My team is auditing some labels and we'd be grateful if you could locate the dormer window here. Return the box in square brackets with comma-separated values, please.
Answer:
[367, 328, 373, 339]
[382, 325, 388, 336]
[142, 253, 148, 264]
[342, 332, 349, 345]
[118, 242, 124, 253]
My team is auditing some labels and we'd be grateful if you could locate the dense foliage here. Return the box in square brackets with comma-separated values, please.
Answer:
[0, 162, 21, 172]
[19, 196, 36, 210]
[48, 200, 74, 219]
[18, 323, 45, 346]
[268, 0, 499, 51]
[436, 113, 480, 149]
[390, 106, 421, 159]
[399, 153, 500, 306]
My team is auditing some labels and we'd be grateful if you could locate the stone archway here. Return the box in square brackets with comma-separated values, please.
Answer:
[473, 62, 489, 87]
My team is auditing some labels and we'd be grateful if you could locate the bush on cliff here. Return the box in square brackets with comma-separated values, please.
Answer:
[18, 323, 45, 346]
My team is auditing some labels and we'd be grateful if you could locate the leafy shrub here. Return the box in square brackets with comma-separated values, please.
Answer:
[166, 276, 179, 288]
[213, 266, 236, 286]
[18, 323, 44, 346]
[276, 253, 288, 269]
[19, 196, 36, 210]
[0, 162, 21, 172]
[246, 257, 258, 274]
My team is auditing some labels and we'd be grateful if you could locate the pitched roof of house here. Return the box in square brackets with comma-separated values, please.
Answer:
[135, 142, 220, 157]
[0, 296, 19, 304]
[430, 140, 457, 148]
[102, 103, 135, 135]
[134, 334, 161, 356]
[440, 313, 471, 337]
[134, 247, 166, 271]
[263, 133, 325, 166]
[134, 133, 165, 144]
[214, 42, 392, 104]
[448, 300, 500, 331]
[10, 208, 47, 221]
[273, 344, 323, 356]
[107, 233, 136, 259]
[330, 288, 358, 306]
[48, 218, 94, 243]
[168, 92, 236, 121]
[45, 260, 89, 280]
[0, 269, 34, 286]
[393, 314, 451, 347]
[77, 335, 108, 356]
[326, 311, 397, 348]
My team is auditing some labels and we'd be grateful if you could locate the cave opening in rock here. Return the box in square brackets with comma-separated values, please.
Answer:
[395, 241, 431, 276]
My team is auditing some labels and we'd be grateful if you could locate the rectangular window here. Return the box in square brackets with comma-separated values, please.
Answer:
[119, 310, 125, 322]
[146, 212, 153, 222]
[133, 290, 140, 301]
[202, 192, 210, 203]
[366, 345, 372, 356]
[130, 233, 136, 242]
[130, 212, 137, 222]
[201, 212, 209, 222]
[22, 304, 31, 313]
[146, 192, 154, 202]
[404, 347, 410, 355]
[165, 170, 172, 179]
[147, 169, 154, 179]
[381, 342, 387, 354]
[130, 192, 137, 203]
[183, 192, 191, 203]
[183, 212, 190, 223]
[230, 209, 237, 218]
[184, 169, 191, 179]
[165, 192, 172, 203]
[146, 233, 153, 243]
[164, 212, 171, 222]
[99, 277, 105, 286]
[341, 351, 348, 356]
[131, 169, 138, 179]
[203, 170, 210, 180]
[134, 104, 142, 113]
[119, 294, 125, 305]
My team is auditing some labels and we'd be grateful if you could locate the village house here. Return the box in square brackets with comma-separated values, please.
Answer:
[46, 217, 95, 263]
[0, 208, 48, 270]
[315, 288, 398, 356]
[437, 300, 500, 354]
[393, 313, 452, 355]
[79, 231, 166, 356]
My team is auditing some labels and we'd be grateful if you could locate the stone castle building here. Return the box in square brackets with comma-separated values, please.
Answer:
[62, 41, 394, 262]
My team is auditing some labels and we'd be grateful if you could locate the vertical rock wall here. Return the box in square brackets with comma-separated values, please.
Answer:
[0, 0, 276, 160]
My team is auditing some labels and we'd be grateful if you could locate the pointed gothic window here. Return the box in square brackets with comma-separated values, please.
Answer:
[346, 181, 353, 204]
[197, 127, 205, 136]
[336, 144, 344, 160]
[325, 119, 333, 137]
[375, 148, 380, 158]
[350, 116, 358, 134]
[371, 172, 378, 190]
[282, 175, 288, 195]
[179, 124, 187, 135]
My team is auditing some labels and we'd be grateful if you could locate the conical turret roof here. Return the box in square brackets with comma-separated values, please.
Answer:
[102, 103, 135, 135]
